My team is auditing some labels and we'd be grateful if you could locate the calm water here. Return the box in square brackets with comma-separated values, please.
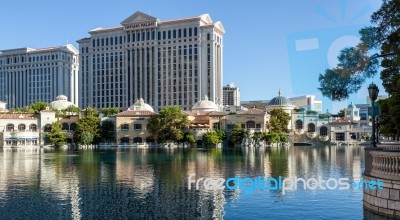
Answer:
[0, 145, 388, 219]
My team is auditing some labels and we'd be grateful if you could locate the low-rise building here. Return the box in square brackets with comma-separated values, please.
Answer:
[115, 98, 156, 145]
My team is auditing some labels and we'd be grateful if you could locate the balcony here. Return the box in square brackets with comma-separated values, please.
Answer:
[306, 132, 316, 139]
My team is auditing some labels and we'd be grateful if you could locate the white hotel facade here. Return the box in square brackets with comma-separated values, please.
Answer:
[77, 11, 224, 111]
[0, 45, 79, 108]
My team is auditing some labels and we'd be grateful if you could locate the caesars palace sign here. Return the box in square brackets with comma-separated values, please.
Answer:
[124, 22, 157, 30]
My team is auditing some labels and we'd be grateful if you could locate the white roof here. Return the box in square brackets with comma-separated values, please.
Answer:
[192, 96, 220, 112]
[128, 98, 154, 113]
[50, 95, 76, 110]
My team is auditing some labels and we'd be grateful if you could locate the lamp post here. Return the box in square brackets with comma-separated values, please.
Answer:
[368, 83, 379, 147]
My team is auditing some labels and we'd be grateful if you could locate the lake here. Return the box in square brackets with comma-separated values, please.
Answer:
[0, 145, 390, 219]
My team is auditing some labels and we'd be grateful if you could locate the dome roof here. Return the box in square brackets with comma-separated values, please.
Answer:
[347, 102, 357, 109]
[192, 96, 220, 112]
[129, 98, 154, 112]
[50, 95, 75, 110]
[268, 90, 292, 106]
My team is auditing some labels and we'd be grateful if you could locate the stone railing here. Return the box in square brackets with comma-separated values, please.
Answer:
[380, 145, 400, 151]
[363, 146, 400, 217]
[370, 151, 400, 181]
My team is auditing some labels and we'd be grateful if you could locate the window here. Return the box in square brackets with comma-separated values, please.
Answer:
[307, 123, 316, 132]
[18, 124, 26, 132]
[335, 133, 345, 141]
[70, 123, 77, 131]
[227, 124, 235, 130]
[120, 137, 130, 144]
[194, 27, 198, 36]
[44, 124, 51, 132]
[256, 124, 261, 129]
[207, 33, 210, 40]
[241, 124, 245, 129]
[320, 126, 328, 136]
[6, 124, 14, 132]
[295, 120, 303, 130]
[134, 124, 142, 130]
[213, 122, 220, 130]
[62, 123, 69, 130]
[121, 124, 129, 131]
[133, 137, 142, 143]
[29, 124, 37, 132]
[246, 121, 255, 129]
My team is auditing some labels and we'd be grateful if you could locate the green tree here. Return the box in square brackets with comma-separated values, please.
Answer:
[147, 106, 189, 143]
[30, 102, 49, 113]
[337, 109, 345, 118]
[74, 115, 101, 145]
[279, 134, 289, 143]
[101, 120, 115, 142]
[230, 124, 245, 144]
[216, 130, 226, 141]
[317, 0, 400, 101]
[45, 121, 67, 147]
[64, 105, 81, 114]
[269, 108, 290, 134]
[183, 133, 196, 144]
[203, 131, 223, 145]
[102, 107, 120, 117]
[261, 132, 280, 144]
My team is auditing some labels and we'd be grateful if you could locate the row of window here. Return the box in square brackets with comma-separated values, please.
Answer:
[90, 28, 203, 49]
[119, 136, 154, 144]
[0, 53, 74, 65]
[121, 123, 142, 131]
[6, 123, 37, 132]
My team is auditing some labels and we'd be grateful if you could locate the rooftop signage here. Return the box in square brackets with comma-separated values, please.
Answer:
[123, 21, 157, 30]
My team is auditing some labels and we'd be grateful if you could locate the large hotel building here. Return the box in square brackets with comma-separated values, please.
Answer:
[0, 45, 79, 108]
[78, 11, 224, 111]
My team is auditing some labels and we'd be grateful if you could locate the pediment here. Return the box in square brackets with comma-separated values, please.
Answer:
[214, 21, 225, 33]
[121, 11, 159, 25]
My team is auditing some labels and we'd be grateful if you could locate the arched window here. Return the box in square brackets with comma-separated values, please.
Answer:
[194, 27, 198, 36]
[207, 33, 210, 41]
[163, 31, 166, 40]
[188, 28, 192, 37]
[320, 126, 328, 136]
[6, 124, 14, 132]
[168, 30, 171, 39]
[307, 123, 316, 132]
[44, 124, 51, 132]
[295, 120, 303, 130]
[120, 137, 130, 144]
[121, 124, 129, 131]
[178, 29, 182, 38]
[184, 29, 187, 37]
[246, 121, 256, 129]
[146, 137, 155, 143]
[62, 123, 69, 130]
[70, 123, 77, 131]
[133, 137, 143, 143]
[18, 124, 26, 132]
[173, 30, 176, 38]
[29, 124, 37, 132]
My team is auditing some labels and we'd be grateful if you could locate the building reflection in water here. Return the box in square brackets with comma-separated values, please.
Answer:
[0, 144, 375, 219]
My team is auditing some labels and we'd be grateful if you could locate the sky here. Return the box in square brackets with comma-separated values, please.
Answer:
[0, 0, 384, 112]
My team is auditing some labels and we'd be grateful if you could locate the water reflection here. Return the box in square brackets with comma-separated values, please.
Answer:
[0, 145, 382, 219]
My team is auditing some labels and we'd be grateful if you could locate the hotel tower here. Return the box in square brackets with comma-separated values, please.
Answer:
[78, 11, 224, 111]
[0, 45, 79, 108]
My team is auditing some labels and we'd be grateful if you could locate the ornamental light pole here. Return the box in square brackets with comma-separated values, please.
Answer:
[368, 83, 379, 147]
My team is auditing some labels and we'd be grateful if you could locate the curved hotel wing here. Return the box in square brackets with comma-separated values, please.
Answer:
[77, 11, 224, 111]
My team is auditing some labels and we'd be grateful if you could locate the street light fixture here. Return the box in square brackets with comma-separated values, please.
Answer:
[368, 83, 379, 147]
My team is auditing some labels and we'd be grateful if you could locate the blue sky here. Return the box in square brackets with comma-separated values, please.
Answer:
[0, 0, 383, 112]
